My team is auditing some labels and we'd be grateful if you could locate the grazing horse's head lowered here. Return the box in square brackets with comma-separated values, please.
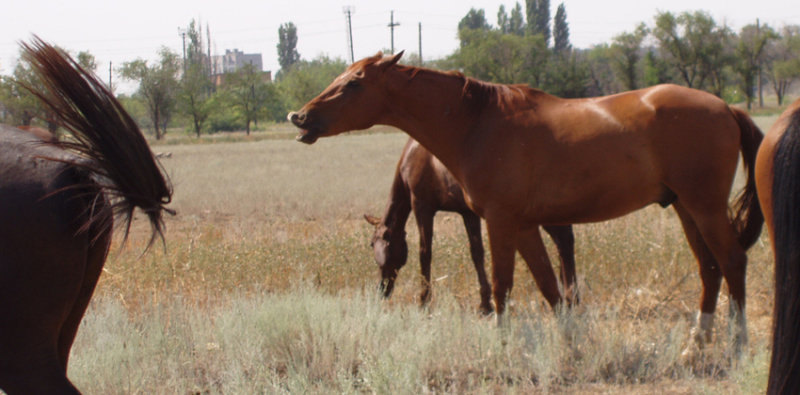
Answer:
[288, 51, 404, 144]
[364, 214, 408, 297]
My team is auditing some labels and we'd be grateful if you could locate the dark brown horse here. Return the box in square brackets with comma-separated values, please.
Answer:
[289, 52, 763, 353]
[0, 39, 172, 394]
[756, 99, 800, 394]
[364, 138, 576, 313]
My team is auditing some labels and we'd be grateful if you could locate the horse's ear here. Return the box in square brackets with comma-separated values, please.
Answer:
[379, 51, 404, 70]
[364, 214, 381, 226]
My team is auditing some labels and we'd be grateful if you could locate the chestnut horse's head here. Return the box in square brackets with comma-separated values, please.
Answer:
[364, 214, 408, 298]
[289, 51, 404, 144]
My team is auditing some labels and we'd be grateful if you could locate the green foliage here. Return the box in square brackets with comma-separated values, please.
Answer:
[276, 56, 347, 113]
[526, 0, 551, 46]
[642, 50, 674, 87]
[552, 3, 570, 53]
[453, 29, 548, 86]
[766, 25, 800, 105]
[221, 63, 273, 134]
[544, 51, 588, 98]
[458, 8, 491, 33]
[610, 24, 648, 90]
[120, 47, 181, 139]
[277, 22, 300, 73]
[734, 23, 777, 109]
[584, 44, 618, 96]
[652, 11, 734, 95]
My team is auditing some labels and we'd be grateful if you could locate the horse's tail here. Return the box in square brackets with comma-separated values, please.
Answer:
[728, 106, 764, 250]
[767, 107, 800, 395]
[19, 37, 173, 246]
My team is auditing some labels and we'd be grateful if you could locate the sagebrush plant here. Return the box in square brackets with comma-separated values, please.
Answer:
[73, 121, 775, 393]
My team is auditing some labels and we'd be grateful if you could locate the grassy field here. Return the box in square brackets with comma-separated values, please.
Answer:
[67, 116, 779, 393]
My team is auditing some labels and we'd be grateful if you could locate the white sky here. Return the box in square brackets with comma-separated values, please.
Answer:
[1, 0, 798, 93]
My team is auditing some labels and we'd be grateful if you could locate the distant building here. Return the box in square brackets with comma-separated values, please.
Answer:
[210, 49, 271, 87]
[212, 49, 263, 74]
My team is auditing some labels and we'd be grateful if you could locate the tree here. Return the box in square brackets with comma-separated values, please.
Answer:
[452, 28, 548, 86]
[734, 23, 776, 109]
[585, 44, 619, 96]
[765, 25, 800, 105]
[276, 55, 348, 113]
[544, 50, 588, 98]
[498, 3, 526, 36]
[223, 63, 272, 134]
[610, 24, 648, 90]
[642, 49, 674, 87]
[120, 48, 180, 139]
[7, 52, 47, 127]
[458, 8, 491, 34]
[653, 11, 733, 95]
[497, 5, 510, 34]
[552, 3, 570, 53]
[526, 0, 551, 46]
[509, 3, 526, 36]
[76, 51, 97, 72]
[277, 22, 301, 74]
[178, 20, 215, 137]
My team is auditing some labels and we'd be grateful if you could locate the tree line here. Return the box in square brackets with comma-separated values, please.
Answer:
[1, 3, 799, 139]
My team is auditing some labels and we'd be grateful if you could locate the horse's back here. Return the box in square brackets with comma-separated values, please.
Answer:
[400, 138, 469, 212]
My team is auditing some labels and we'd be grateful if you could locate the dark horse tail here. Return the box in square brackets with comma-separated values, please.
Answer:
[767, 107, 800, 395]
[728, 106, 764, 250]
[20, 37, 173, 245]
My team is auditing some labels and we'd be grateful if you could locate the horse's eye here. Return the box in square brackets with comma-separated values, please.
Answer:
[346, 80, 360, 88]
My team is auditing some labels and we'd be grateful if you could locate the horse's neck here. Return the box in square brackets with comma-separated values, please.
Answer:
[381, 69, 485, 180]
[381, 169, 412, 234]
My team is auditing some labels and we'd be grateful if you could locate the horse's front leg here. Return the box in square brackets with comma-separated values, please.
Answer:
[414, 206, 435, 306]
[486, 218, 519, 318]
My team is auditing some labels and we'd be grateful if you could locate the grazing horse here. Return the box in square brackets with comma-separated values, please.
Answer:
[288, 52, 763, 353]
[756, 99, 800, 394]
[364, 138, 576, 313]
[0, 39, 172, 394]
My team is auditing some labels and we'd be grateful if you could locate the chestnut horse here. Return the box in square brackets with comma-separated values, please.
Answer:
[364, 137, 576, 313]
[0, 39, 172, 394]
[289, 52, 763, 352]
[756, 99, 800, 394]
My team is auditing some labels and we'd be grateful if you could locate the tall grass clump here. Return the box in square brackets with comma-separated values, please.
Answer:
[70, 283, 769, 393]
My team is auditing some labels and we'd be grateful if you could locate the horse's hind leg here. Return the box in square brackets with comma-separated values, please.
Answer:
[673, 202, 722, 347]
[675, 201, 749, 354]
[515, 226, 562, 309]
[461, 211, 492, 314]
[57, 226, 111, 369]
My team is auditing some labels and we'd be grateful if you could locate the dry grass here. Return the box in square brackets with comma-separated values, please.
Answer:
[67, 118, 778, 393]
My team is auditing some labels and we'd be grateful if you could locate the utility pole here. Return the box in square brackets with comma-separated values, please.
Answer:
[108, 61, 113, 90]
[178, 27, 187, 72]
[418, 22, 422, 65]
[343, 6, 355, 63]
[388, 10, 400, 54]
[757, 18, 764, 108]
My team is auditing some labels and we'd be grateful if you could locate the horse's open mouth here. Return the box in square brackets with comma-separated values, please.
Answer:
[295, 128, 320, 144]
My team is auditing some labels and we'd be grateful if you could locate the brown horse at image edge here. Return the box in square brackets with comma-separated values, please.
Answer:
[289, 52, 763, 355]
[756, 99, 800, 394]
[365, 137, 576, 313]
[0, 39, 172, 394]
